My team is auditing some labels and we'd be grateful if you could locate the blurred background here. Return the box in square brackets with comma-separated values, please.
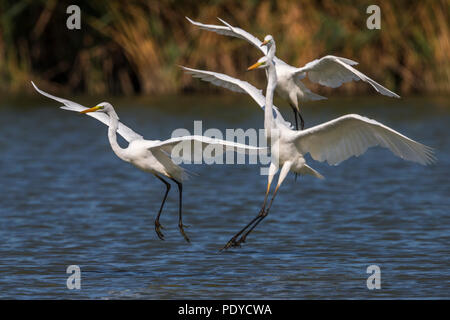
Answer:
[0, 0, 449, 97]
[0, 0, 449, 299]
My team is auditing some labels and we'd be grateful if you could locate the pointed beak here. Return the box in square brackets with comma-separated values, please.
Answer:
[80, 106, 101, 114]
[260, 39, 269, 47]
[247, 62, 263, 71]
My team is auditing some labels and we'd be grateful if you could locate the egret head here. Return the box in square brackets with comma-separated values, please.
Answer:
[247, 56, 269, 71]
[260, 35, 274, 47]
[80, 102, 113, 114]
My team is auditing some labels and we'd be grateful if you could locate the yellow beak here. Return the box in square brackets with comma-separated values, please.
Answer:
[247, 62, 263, 71]
[260, 39, 269, 47]
[80, 106, 101, 114]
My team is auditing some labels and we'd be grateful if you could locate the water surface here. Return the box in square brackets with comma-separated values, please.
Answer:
[0, 95, 448, 299]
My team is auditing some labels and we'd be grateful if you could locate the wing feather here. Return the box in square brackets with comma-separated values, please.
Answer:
[294, 114, 435, 166]
[31, 82, 143, 142]
[294, 56, 400, 98]
[186, 16, 266, 55]
[181, 66, 293, 129]
[146, 135, 264, 161]
[186, 17, 288, 67]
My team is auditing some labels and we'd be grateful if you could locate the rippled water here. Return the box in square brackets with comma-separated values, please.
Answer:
[0, 94, 448, 299]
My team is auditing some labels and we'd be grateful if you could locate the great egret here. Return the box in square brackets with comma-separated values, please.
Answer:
[182, 49, 434, 250]
[31, 81, 264, 243]
[186, 17, 400, 130]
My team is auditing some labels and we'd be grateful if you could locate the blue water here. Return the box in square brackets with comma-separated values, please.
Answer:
[0, 95, 448, 299]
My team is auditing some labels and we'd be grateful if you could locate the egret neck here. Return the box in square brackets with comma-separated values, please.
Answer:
[263, 40, 276, 89]
[266, 40, 276, 59]
[106, 110, 127, 161]
[264, 59, 277, 141]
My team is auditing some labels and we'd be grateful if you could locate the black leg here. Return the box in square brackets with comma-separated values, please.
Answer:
[236, 184, 281, 245]
[291, 106, 299, 131]
[289, 104, 305, 131]
[171, 178, 190, 243]
[221, 181, 272, 251]
[221, 205, 265, 251]
[291, 106, 303, 182]
[291, 106, 299, 181]
[154, 174, 171, 240]
[298, 112, 305, 130]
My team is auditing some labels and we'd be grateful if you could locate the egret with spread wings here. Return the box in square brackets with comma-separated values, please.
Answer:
[186, 17, 400, 130]
[32, 82, 263, 243]
[182, 47, 434, 250]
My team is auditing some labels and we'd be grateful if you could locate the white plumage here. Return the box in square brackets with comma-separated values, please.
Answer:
[181, 68, 434, 168]
[183, 50, 434, 249]
[32, 81, 264, 243]
[294, 114, 435, 166]
[187, 17, 400, 130]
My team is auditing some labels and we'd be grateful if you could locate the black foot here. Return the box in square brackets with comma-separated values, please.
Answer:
[179, 223, 190, 243]
[236, 235, 248, 246]
[221, 208, 266, 251]
[155, 221, 165, 240]
[220, 237, 241, 251]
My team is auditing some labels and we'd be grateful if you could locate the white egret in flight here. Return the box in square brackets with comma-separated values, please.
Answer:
[32, 82, 263, 243]
[182, 48, 434, 250]
[186, 17, 400, 130]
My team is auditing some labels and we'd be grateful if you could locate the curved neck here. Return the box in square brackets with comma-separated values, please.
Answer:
[264, 60, 277, 138]
[107, 112, 127, 161]
[267, 41, 276, 60]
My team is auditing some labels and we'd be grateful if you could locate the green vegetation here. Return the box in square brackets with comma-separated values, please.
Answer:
[0, 0, 448, 96]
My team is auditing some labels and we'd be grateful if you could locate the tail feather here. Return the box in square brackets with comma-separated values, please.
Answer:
[306, 91, 327, 101]
[303, 165, 325, 180]
[180, 167, 199, 181]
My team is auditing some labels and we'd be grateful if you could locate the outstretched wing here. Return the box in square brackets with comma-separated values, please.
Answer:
[186, 17, 288, 67]
[181, 66, 265, 106]
[181, 66, 292, 128]
[31, 82, 143, 142]
[186, 17, 266, 54]
[147, 135, 265, 161]
[293, 56, 400, 98]
[294, 114, 435, 166]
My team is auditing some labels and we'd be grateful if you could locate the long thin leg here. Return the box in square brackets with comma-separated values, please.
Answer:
[221, 179, 272, 251]
[291, 106, 299, 131]
[289, 99, 305, 131]
[289, 102, 301, 182]
[221, 163, 278, 251]
[298, 111, 305, 130]
[237, 162, 293, 245]
[171, 178, 189, 243]
[236, 185, 281, 244]
[154, 174, 171, 240]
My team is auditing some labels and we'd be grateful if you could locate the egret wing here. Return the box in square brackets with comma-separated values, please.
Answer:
[181, 66, 265, 106]
[181, 66, 292, 128]
[186, 17, 288, 67]
[31, 81, 143, 142]
[294, 114, 435, 166]
[147, 135, 264, 162]
[186, 17, 266, 55]
[293, 56, 400, 98]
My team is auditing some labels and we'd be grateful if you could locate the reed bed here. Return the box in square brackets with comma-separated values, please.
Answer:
[0, 0, 448, 96]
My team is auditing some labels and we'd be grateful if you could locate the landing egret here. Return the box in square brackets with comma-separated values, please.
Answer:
[186, 17, 400, 130]
[182, 54, 434, 250]
[32, 81, 263, 243]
